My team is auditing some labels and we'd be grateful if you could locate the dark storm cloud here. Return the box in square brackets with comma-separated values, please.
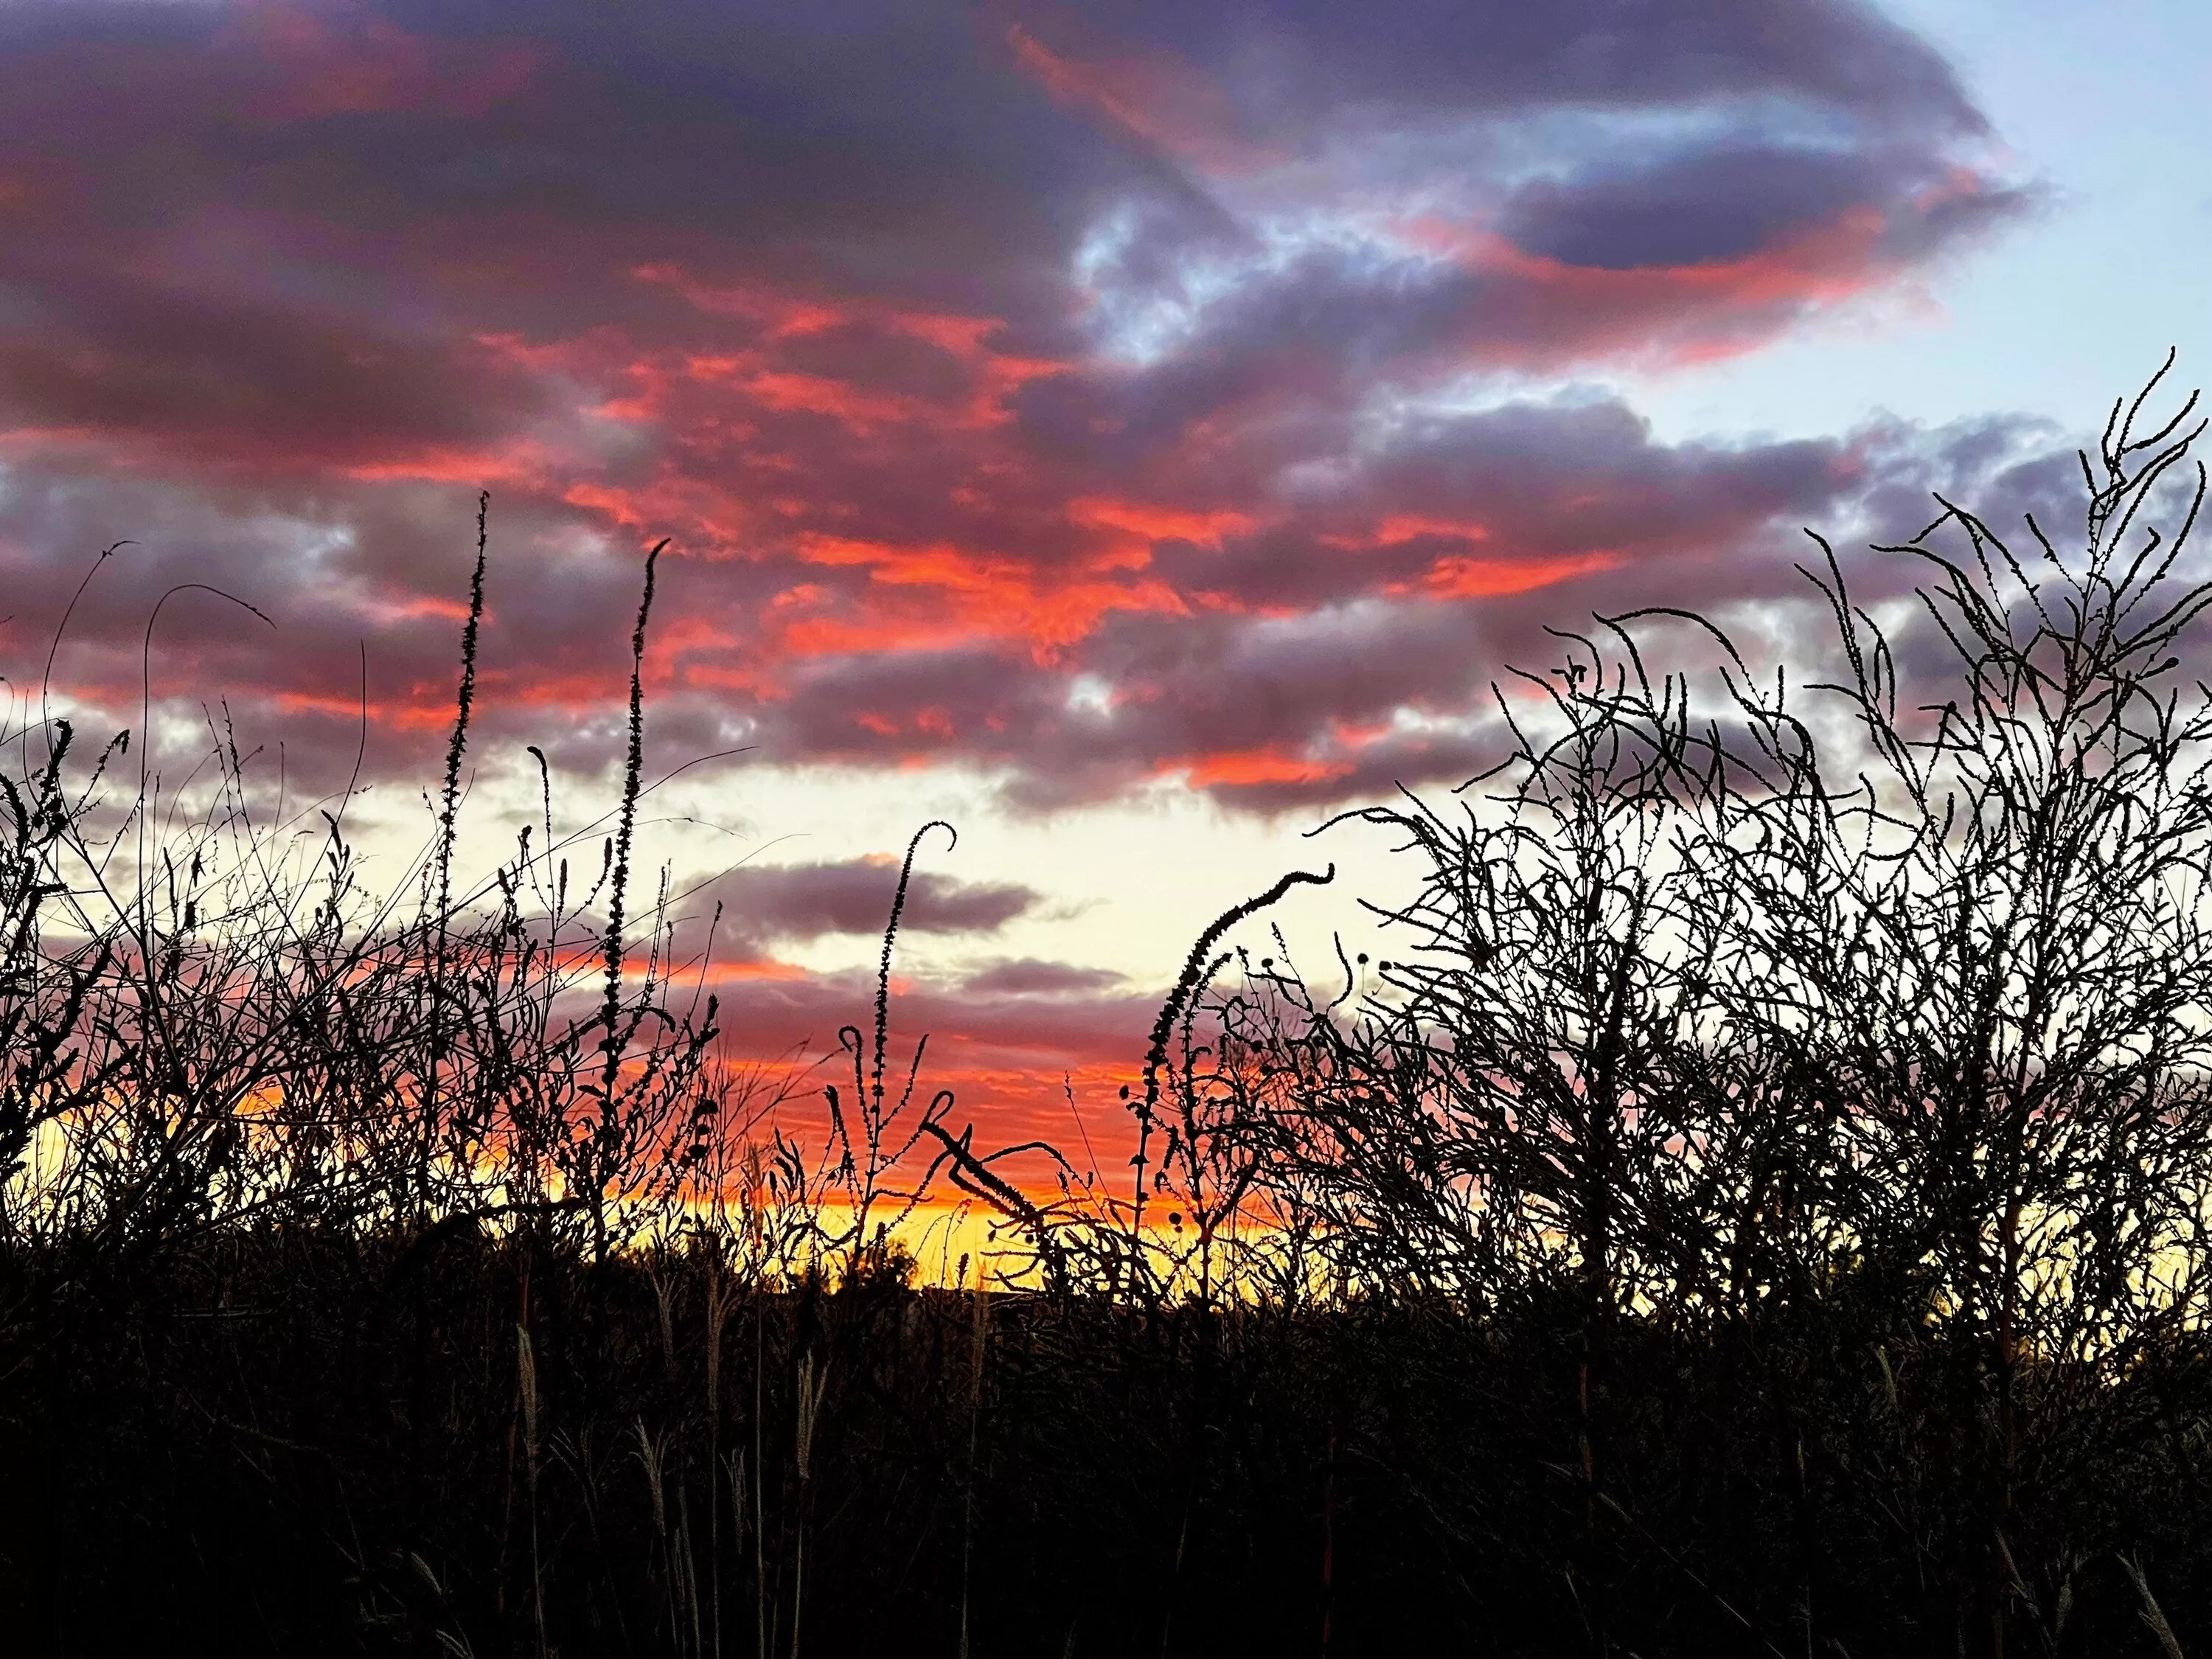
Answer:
[0, 0, 2017, 433]
[1342, 397, 1848, 554]
[711, 859, 1037, 958]
[1043, 0, 1986, 132]
[720, 964, 1147, 1058]
[0, 270, 549, 466]
[1501, 148, 1897, 272]
[960, 959, 1124, 997]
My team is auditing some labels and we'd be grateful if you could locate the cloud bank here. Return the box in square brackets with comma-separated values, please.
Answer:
[0, 0, 2075, 1134]
[0, 0, 2039, 795]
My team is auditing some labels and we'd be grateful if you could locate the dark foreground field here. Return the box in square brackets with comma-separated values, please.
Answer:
[6, 1226, 2210, 1658]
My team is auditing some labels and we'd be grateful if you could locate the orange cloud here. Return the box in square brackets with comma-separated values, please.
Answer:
[1177, 747, 1354, 789]
[1069, 497, 1256, 548]
[632, 268, 1068, 428]
[788, 532, 1189, 660]
[1322, 514, 1490, 549]
[744, 370, 928, 434]
[342, 444, 548, 485]
[1409, 550, 1622, 600]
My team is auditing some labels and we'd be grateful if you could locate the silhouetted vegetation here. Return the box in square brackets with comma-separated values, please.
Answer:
[5, 374, 2212, 1657]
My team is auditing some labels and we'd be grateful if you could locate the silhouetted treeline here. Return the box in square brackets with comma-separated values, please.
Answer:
[6, 376, 2212, 1658]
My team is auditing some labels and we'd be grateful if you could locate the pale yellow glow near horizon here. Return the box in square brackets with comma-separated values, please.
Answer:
[312, 750, 1433, 997]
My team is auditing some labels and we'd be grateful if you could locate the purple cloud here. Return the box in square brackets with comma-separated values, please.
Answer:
[0, 0, 2043, 821]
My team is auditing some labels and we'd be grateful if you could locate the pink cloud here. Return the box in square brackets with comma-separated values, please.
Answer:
[226, 1, 540, 124]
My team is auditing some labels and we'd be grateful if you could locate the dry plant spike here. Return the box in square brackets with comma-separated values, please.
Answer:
[515, 1324, 540, 1467]
[2119, 1556, 2186, 1659]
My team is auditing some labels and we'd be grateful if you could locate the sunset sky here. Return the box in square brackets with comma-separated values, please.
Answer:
[4, 0, 2209, 1157]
